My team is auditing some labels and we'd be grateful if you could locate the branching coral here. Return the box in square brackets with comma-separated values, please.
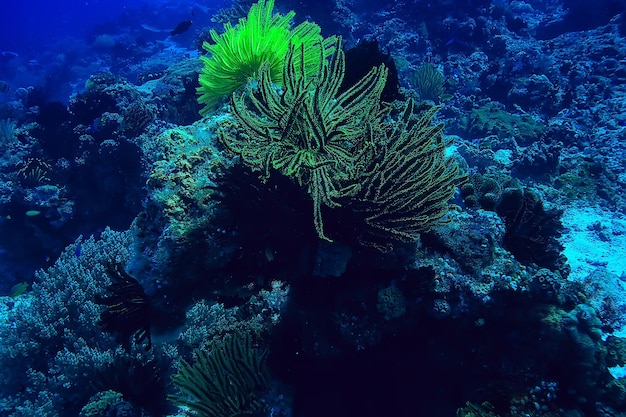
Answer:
[0, 229, 133, 416]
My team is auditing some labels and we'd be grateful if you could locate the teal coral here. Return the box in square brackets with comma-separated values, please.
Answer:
[376, 284, 406, 320]
[179, 280, 289, 349]
[79, 390, 123, 417]
[0, 229, 133, 416]
[147, 126, 227, 239]
[605, 335, 626, 367]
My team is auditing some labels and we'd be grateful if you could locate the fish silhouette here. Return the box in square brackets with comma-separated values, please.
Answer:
[170, 20, 192, 36]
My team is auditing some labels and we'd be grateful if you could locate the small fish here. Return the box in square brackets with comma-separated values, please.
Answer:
[25, 210, 41, 217]
[10, 281, 28, 297]
[170, 20, 192, 36]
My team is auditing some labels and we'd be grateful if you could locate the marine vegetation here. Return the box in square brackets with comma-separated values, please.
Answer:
[0, 118, 17, 147]
[497, 187, 567, 273]
[96, 263, 152, 351]
[197, 0, 336, 114]
[410, 62, 445, 102]
[170, 332, 269, 417]
[218, 38, 462, 250]
[456, 401, 500, 417]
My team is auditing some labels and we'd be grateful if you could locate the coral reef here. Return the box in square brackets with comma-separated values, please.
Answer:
[0, 229, 133, 415]
[1, 1, 626, 416]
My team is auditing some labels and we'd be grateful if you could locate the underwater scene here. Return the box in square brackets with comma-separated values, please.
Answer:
[1, 0, 626, 415]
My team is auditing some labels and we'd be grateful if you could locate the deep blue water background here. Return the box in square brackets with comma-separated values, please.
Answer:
[1, 0, 225, 94]
[2, 0, 148, 54]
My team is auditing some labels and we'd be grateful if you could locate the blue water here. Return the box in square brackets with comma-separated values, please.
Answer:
[0, 0, 229, 47]
[1, 0, 225, 99]
[3, 0, 150, 53]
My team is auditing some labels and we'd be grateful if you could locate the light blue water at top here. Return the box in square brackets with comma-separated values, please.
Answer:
[0, 0, 227, 56]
